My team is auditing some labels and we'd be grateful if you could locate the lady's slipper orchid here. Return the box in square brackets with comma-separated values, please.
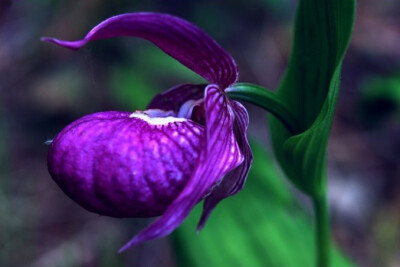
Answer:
[43, 12, 253, 251]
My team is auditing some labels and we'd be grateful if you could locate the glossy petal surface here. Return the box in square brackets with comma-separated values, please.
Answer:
[119, 85, 244, 251]
[48, 111, 204, 217]
[41, 13, 238, 88]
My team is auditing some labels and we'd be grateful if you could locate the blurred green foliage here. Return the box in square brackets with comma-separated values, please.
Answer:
[109, 46, 205, 110]
[0, 105, 9, 263]
[0, 113, 6, 179]
[173, 141, 355, 267]
[360, 74, 400, 126]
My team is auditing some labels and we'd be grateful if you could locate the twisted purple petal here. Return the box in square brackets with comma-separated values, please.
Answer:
[197, 101, 253, 230]
[119, 84, 244, 252]
[48, 111, 204, 217]
[41, 13, 238, 88]
[147, 84, 206, 113]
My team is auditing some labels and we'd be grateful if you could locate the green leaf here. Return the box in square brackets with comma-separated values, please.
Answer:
[173, 141, 355, 267]
[270, 0, 356, 196]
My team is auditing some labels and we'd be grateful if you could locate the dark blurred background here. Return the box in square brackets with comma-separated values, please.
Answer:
[1, 0, 399, 267]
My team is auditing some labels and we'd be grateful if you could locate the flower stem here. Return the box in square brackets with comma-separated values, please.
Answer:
[312, 193, 330, 267]
[226, 83, 302, 134]
[228, 83, 331, 266]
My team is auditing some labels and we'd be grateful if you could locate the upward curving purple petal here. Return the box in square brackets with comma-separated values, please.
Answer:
[41, 13, 238, 88]
[197, 100, 253, 230]
[118, 84, 243, 252]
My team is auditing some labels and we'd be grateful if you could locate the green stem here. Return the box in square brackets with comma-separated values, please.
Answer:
[312, 193, 330, 267]
[226, 83, 302, 134]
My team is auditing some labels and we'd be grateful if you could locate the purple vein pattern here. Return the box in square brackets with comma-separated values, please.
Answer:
[43, 12, 253, 251]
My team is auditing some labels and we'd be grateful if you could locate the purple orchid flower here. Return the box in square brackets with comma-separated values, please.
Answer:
[43, 12, 252, 252]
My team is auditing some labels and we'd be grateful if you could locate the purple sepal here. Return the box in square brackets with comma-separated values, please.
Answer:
[41, 12, 238, 88]
[47, 111, 204, 218]
[148, 84, 206, 113]
[197, 101, 253, 230]
[118, 85, 244, 252]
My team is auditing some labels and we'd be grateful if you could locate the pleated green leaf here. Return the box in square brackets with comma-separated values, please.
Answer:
[173, 142, 355, 267]
[270, 0, 356, 196]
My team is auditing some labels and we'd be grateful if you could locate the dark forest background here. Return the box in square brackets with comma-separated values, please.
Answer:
[1, 1, 399, 266]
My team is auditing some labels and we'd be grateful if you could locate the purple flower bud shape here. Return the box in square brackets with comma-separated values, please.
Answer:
[48, 110, 204, 217]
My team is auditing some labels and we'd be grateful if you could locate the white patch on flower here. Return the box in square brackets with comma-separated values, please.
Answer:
[129, 109, 186, 125]
[172, 131, 179, 137]
[178, 100, 196, 118]
[178, 99, 203, 119]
